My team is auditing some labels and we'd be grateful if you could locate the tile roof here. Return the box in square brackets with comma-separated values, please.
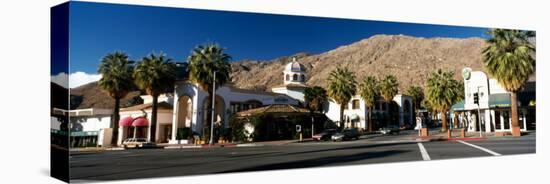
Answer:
[235, 104, 310, 116]
[121, 101, 173, 112]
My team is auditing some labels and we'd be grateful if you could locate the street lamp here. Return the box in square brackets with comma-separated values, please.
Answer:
[476, 86, 483, 138]
[209, 71, 217, 145]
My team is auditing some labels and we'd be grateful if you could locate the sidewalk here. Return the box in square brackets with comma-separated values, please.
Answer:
[163, 139, 300, 149]
[69, 147, 124, 152]
[413, 129, 536, 141]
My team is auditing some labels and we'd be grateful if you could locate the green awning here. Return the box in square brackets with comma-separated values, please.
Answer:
[451, 100, 465, 111]
[489, 93, 512, 108]
[70, 131, 98, 137]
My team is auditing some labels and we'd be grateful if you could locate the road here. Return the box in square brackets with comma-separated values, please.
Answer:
[69, 131, 535, 182]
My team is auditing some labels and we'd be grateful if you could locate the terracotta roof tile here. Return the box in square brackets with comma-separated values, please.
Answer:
[121, 101, 173, 112]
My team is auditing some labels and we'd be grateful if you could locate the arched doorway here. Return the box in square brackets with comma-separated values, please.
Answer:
[176, 95, 193, 130]
[202, 95, 226, 138]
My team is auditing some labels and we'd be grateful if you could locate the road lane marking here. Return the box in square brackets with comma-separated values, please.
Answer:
[417, 142, 431, 161]
[456, 140, 501, 156]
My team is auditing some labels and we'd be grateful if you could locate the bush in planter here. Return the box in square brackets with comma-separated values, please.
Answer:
[176, 128, 190, 144]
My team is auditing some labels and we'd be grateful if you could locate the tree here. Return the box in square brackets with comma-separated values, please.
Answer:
[304, 86, 328, 113]
[482, 29, 535, 136]
[98, 51, 135, 146]
[359, 76, 379, 132]
[326, 67, 357, 128]
[187, 44, 232, 139]
[304, 86, 328, 135]
[406, 85, 424, 115]
[425, 69, 462, 132]
[133, 53, 177, 142]
[379, 75, 399, 126]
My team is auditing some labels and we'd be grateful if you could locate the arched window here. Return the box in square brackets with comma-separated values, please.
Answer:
[300, 74, 305, 82]
[285, 74, 290, 81]
[292, 74, 298, 81]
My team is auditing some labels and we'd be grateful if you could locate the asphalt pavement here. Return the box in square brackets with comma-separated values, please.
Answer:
[69, 130, 536, 182]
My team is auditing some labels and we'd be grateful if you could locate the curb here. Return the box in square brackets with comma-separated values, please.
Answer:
[164, 143, 263, 149]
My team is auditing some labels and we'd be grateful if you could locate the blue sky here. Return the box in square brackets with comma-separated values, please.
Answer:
[55, 1, 490, 87]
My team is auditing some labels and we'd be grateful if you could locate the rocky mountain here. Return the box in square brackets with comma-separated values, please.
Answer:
[230, 34, 487, 93]
[70, 81, 143, 110]
[70, 34, 490, 109]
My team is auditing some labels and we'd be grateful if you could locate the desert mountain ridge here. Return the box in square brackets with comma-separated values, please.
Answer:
[230, 34, 487, 92]
[70, 34, 492, 109]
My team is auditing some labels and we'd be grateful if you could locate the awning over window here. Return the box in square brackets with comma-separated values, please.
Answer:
[451, 100, 464, 111]
[489, 93, 513, 108]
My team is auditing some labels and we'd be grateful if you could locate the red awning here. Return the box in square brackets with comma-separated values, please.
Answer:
[132, 117, 149, 127]
[119, 117, 134, 127]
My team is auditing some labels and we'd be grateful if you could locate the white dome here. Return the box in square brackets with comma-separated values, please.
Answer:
[284, 57, 305, 72]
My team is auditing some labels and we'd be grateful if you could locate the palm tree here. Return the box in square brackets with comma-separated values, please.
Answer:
[327, 67, 357, 128]
[133, 53, 177, 142]
[98, 51, 135, 146]
[304, 86, 328, 135]
[425, 69, 462, 132]
[359, 76, 379, 132]
[187, 44, 232, 140]
[379, 75, 399, 126]
[406, 85, 424, 115]
[482, 29, 535, 136]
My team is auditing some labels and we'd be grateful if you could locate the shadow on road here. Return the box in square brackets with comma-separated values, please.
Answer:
[70, 142, 415, 181]
[217, 150, 409, 173]
[283, 142, 415, 156]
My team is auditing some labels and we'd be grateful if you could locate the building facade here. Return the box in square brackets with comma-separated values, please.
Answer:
[324, 94, 414, 130]
[51, 108, 112, 147]
[451, 68, 536, 133]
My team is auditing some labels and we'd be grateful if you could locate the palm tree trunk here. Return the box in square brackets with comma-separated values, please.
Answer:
[150, 95, 158, 143]
[339, 105, 345, 128]
[385, 101, 391, 127]
[111, 97, 120, 146]
[510, 92, 520, 136]
[367, 106, 373, 132]
[205, 91, 213, 141]
[441, 110, 447, 131]
[310, 111, 315, 137]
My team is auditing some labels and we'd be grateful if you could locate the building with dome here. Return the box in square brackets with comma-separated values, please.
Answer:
[113, 57, 311, 145]
[271, 57, 309, 102]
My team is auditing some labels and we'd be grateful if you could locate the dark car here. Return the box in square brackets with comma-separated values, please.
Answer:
[380, 125, 400, 135]
[331, 128, 360, 141]
[312, 129, 337, 141]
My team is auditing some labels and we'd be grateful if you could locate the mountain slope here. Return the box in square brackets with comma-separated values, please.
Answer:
[230, 34, 487, 93]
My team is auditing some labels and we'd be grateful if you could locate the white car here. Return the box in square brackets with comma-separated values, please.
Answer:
[122, 138, 155, 149]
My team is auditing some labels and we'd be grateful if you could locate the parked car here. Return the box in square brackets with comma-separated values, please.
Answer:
[312, 129, 337, 141]
[331, 128, 360, 141]
[122, 138, 155, 149]
[379, 125, 400, 135]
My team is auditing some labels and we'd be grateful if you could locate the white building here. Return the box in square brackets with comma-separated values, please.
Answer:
[324, 94, 414, 130]
[451, 68, 536, 133]
[51, 108, 112, 147]
[115, 58, 307, 144]
[271, 57, 308, 102]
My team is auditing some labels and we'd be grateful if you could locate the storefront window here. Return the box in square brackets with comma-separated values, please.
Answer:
[494, 111, 501, 130]
[352, 100, 360, 109]
[503, 110, 510, 129]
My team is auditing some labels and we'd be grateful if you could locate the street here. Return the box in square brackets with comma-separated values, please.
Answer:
[70, 131, 535, 182]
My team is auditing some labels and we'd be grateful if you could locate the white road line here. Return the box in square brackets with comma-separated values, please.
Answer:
[456, 140, 502, 156]
[417, 142, 431, 161]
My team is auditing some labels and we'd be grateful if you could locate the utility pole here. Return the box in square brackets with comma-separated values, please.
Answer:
[476, 86, 482, 138]
[209, 71, 216, 145]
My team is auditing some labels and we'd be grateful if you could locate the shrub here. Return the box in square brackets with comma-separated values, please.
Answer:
[230, 117, 248, 142]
